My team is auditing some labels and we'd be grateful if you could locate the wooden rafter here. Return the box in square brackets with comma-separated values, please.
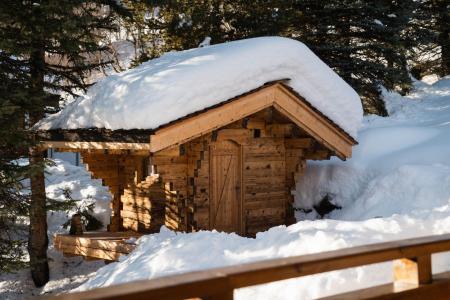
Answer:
[148, 83, 355, 159]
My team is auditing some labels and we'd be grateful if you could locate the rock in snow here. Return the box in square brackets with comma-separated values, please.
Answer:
[36, 37, 362, 138]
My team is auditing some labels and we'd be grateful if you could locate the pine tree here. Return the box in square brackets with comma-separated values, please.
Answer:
[285, 0, 417, 115]
[118, 0, 167, 64]
[0, 0, 129, 286]
[138, 0, 419, 115]
[408, 0, 449, 78]
[0, 52, 30, 272]
[161, 0, 289, 49]
[427, 0, 450, 76]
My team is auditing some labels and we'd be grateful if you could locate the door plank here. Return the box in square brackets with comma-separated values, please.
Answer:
[210, 140, 242, 233]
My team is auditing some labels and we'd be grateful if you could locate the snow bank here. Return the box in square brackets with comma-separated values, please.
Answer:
[294, 75, 450, 220]
[19, 158, 111, 231]
[73, 77, 450, 299]
[75, 215, 450, 299]
[45, 159, 112, 232]
[36, 37, 362, 138]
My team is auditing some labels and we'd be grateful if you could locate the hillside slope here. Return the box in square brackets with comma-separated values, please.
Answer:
[73, 77, 450, 299]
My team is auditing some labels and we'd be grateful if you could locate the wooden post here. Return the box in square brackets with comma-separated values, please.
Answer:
[209, 290, 234, 300]
[394, 254, 432, 285]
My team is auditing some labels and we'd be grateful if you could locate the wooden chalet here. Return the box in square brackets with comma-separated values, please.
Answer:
[41, 80, 357, 260]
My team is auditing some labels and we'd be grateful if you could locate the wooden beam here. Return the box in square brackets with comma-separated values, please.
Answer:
[41, 141, 151, 151]
[273, 84, 353, 159]
[284, 138, 314, 149]
[37, 128, 154, 143]
[320, 271, 450, 299]
[58, 244, 124, 261]
[394, 255, 432, 285]
[54, 235, 136, 254]
[53, 232, 141, 261]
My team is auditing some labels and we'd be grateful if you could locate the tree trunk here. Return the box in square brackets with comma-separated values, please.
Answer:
[28, 44, 49, 287]
[437, 0, 450, 76]
[28, 146, 49, 287]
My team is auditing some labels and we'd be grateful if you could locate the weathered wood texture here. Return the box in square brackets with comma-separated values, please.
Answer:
[42, 233, 450, 300]
[121, 176, 166, 233]
[243, 136, 287, 236]
[53, 231, 141, 261]
[210, 139, 243, 234]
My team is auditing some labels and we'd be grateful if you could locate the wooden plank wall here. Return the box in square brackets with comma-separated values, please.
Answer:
[186, 135, 211, 231]
[243, 136, 288, 236]
[151, 147, 189, 231]
[81, 153, 123, 231]
[53, 232, 141, 261]
[183, 109, 321, 236]
[82, 152, 166, 233]
[121, 175, 166, 233]
[240, 113, 295, 236]
[79, 108, 332, 236]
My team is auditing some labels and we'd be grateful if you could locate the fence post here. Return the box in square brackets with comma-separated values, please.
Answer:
[394, 254, 432, 285]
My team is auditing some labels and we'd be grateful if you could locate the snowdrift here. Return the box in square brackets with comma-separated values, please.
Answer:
[36, 37, 362, 138]
[45, 159, 112, 231]
[73, 77, 450, 299]
[294, 76, 450, 220]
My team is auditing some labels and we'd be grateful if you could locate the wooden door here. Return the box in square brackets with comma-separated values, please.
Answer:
[210, 140, 242, 234]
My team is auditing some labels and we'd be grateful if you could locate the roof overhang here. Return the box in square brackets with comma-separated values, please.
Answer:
[39, 82, 357, 160]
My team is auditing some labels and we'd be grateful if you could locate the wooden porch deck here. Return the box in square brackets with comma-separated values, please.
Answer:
[53, 231, 142, 261]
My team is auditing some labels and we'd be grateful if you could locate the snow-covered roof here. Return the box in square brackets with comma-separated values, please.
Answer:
[37, 37, 363, 138]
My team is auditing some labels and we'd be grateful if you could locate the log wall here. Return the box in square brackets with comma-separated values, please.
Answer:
[81, 152, 165, 233]
[181, 109, 318, 236]
[151, 147, 188, 231]
[186, 136, 210, 231]
[79, 108, 331, 236]
[81, 153, 123, 231]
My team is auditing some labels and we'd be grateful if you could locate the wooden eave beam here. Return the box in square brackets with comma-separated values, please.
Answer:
[41, 141, 151, 152]
[273, 84, 354, 159]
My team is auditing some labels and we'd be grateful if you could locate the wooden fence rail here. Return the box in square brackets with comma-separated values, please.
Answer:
[40, 233, 450, 300]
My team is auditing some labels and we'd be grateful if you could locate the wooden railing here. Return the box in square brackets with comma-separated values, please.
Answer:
[41, 234, 450, 300]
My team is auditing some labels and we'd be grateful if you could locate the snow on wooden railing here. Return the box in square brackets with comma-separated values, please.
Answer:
[40, 234, 450, 300]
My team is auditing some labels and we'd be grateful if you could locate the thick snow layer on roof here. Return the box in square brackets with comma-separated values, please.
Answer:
[37, 37, 363, 138]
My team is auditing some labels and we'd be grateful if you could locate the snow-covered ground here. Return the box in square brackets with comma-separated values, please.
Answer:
[73, 76, 450, 298]
[2, 76, 450, 299]
[0, 160, 111, 299]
